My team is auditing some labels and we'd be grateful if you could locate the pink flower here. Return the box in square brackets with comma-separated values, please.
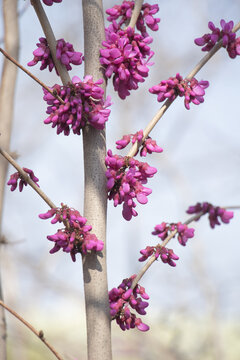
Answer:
[176, 222, 195, 246]
[226, 37, 240, 58]
[100, 23, 154, 99]
[194, 19, 239, 58]
[106, 2, 160, 37]
[149, 73, 209, 110]
[186, 202, 234, 228]
[42, 0, 62, 6]
[39, 204, 103, 261]
[116, 130, 143, 150]
[28, 38, 54, 72]
[43, 75, 111, 135]
[105, 150, 157, 220]
[109, 275, 150, 331]
[7, 168, 39, 192]
[152, 221, 195, 246]
[28, 37, 83, 74]
[116, 130, 163, 157]
[139, 222, 194, 266]
[139, 244, 179, 267]
[140, 137, 163, 157]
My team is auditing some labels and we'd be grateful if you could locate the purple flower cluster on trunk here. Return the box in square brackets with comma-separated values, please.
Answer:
[43, 75, 111, 135]
[39, 204, 103, 261]
[105, 149, 157, 220]
[194, 19, 240, 58]
[28, 38, 83, 74]
[149, 73, 209, 110]
[187, 202, 234, 228]
[42, 0, 62, 6]
[109, 275, 149, 331]
[7, 168, 39, 192]
[116, 129, 163, 157]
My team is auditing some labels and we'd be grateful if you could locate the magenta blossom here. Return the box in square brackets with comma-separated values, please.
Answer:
[226, 36, 240, 58]
[116, 130, 163, 157]
[194, 19, 236, 53]
[28, 37, 83, 74]
[43, 75, 111, 135]
[106, 1, 160, 37]
[139, 245, 179, 267]
[7, 168, 39, 192]
[152, 221, 195, 246]
[39, 204, 103, 261]
[105, 150, 157, 220]
[100, 23, 154, 99]
[186, 202, 234, 229]
[116, 130, 143, 149]
[149, 73, 209, 110]
[109, 275, 150, 331]
[42, 0, 62, 6]
[140, 137, 163, 157]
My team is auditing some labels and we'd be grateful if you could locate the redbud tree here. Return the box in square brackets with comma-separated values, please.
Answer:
[0, 1, 239, 359]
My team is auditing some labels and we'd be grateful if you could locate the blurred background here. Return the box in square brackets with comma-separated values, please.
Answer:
[0, 0, 240, 359]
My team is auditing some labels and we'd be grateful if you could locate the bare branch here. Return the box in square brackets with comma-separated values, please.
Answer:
[0, 300, 64, 360]
[0, 48, 65, 104]
[0, 147, 56, 209]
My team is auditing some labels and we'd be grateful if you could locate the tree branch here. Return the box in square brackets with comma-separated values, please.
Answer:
[30, 0, 71, 86]
[82, 1, 112, 359]
[0, 147, 56, 209]
[0, 1, 19, 358]
[0, 300, 64, 360]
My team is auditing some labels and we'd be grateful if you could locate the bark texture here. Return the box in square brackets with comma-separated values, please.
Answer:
[0, 1, 20, 358]
[82, 1, 112, 359]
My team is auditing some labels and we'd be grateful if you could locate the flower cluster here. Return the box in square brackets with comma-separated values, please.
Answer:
[109, 275, 149, 331]
[28, 37, 83, 74]
[7, 168, 39, 192]
[139, 245, 179, 267]
[100, 2, 160, 99]
[139, 222, 194, 266]
[187, 202, 234, 228]
[39, 204, 103, 261]
[194, 19, 240, 58]
[116, 129, 163, 157]
[100, 23, 154, 99]
[43, 75, 111, 135]
[42, 0, 62, 6]
[105, 150, 157, 220]
[149, 73, 209, 110]
[152, 222, 195, 246]
[106, 1, 160, 37]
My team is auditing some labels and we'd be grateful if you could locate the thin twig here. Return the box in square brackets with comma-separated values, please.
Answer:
[0, 300, 64, 360]
[0, 147, 56, 209]
[127, 21, 240, 158]
[30, 0, 71, 86]
[0, 48, 65, 104]
[128, 0, 144, 29]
